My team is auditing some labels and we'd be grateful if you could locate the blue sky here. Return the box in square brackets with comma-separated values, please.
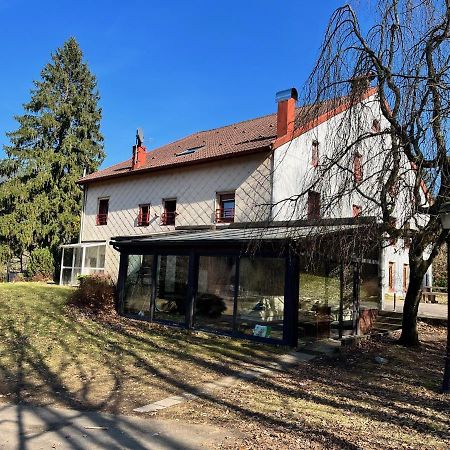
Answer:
[0, 1, 374, 168]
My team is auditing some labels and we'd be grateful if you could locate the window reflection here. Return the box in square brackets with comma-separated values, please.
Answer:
[154, 255, 189, 324]
[237, 257, 285, 340]
[124, 255, 153, 317]
[195, 256, 236, 332]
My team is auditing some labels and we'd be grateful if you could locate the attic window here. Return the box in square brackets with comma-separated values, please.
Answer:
[175, 145, 204, 157]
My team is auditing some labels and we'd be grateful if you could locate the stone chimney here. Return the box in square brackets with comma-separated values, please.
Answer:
[132, 128, 146, 170]
[275, 88, 298, 139]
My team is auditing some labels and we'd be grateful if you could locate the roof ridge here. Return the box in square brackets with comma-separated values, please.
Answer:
[195, 110, 277, 134]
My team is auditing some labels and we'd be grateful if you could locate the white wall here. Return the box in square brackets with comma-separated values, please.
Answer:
[81, 153, 272, 278]
[272, 93, 427, 225]
[271, 93, 432, 297]
[380, 239, 433, 305]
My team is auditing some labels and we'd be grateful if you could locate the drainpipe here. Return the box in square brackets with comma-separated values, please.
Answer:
[79, 168, 88, 244]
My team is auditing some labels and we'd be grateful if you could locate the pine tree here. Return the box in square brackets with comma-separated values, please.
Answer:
[0, 38, 104, 263]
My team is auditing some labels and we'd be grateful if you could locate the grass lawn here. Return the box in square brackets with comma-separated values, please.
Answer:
[0, 282, 281, 414]
[0, 283, 449, 449]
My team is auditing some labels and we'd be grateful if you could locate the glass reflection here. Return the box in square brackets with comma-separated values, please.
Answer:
[195, 256, 236, 332]
[154, 255, 189, 324]
[124, 255, 153, 317]
[237, 257, 285, 340]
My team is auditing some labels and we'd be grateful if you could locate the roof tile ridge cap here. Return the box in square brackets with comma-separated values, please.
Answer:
[82, 110, 285, 181]
[195, 111, 278, 134]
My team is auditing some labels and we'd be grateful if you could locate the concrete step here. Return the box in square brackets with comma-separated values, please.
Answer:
[372, 323, 402, 331]
[378, 310, 403, 319]
[375, 316, 403, 325]
[371, 310, 403, 335]
[372, 321, 401, 329]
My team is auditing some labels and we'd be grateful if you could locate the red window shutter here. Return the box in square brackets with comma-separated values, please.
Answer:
[354, 154, 363, 183]
[352, 205, 362, 217]
[388, 262, 395, 291]
[96, 199, 109, 225]
[138, 204, 150, 226]
[403, 264, 409, 292]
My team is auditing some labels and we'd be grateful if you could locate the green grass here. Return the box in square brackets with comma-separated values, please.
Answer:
[165, 324, 450, 449]
[0, 282, 282, 415]
[1, 283, 448, 449]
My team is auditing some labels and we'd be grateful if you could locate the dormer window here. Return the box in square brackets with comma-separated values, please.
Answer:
[138, 204, 150, 227]
[216, 193, 235, 223]
[161, 199, 177, 226]
[311, 140, 319, 167]
[175, 146, 204, 157]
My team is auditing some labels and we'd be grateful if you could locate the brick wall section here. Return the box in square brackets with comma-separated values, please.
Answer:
[81, 153, 272, 278]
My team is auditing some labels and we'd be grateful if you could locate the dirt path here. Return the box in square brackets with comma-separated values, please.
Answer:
[0, 402, 242, 449]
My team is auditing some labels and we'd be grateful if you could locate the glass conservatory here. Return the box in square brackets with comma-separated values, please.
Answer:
[60, 242, 106, 285]
[111, 223, 380, 346]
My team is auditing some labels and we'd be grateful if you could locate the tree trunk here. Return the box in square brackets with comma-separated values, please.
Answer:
[399, 270, 425, 346]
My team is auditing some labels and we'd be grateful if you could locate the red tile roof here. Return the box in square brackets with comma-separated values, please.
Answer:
[78, 113, 278, 184]
[78, 88, 378, 185]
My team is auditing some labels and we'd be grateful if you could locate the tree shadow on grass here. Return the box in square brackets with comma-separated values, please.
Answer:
[0, 287, 449, 449]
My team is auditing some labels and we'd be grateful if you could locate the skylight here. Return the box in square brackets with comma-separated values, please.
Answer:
[175, 145, 204, 157]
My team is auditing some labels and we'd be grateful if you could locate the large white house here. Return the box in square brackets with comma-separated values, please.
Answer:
[61, 86, 432, 345]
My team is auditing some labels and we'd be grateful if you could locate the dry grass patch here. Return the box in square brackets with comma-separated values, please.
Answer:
[159, 324, 450, 450]
[0, 282, 282, 415]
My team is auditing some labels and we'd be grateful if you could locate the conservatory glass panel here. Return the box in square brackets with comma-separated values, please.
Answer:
[154, 255, 189, 324]
[195, 256, 236, 333]
[236, 257, 285, 340]
[123, 254, 153, 317]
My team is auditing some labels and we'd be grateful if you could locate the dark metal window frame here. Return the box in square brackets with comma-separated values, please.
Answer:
[116, 234, 369, 347]
[117, 245, 297, 346]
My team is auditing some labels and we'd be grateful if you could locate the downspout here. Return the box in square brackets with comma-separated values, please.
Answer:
[268, 146, 275, 221]
[79, 168, 88, 244]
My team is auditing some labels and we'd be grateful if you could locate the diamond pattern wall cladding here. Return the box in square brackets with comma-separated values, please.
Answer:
[82, 154, 272, 278]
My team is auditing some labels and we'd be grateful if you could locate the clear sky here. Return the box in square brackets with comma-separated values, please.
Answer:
[0, 0, 374, 168]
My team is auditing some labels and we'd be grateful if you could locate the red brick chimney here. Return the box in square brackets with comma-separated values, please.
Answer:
[275, 88, 298, 138]
[132, 128, 146, 169]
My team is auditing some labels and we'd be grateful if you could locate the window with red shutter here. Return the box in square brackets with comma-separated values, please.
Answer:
[372, 119, 381, 132]
[96, 198, 109, 226]
[138, 204, 150, 226]
[388, 262, 395, 291]
[161, 199, 177, 225]
[354, 153, 363, 183]
[352, 204, 362, 217]
[307, 191, 320, 220]
[215, 193, 235, 223]
[403, 264, 409, 292]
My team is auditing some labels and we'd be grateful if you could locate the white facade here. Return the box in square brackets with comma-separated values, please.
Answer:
[271, 93, 432, 296]
[80, 153, 271, 279]
[72, 92, 432, 302]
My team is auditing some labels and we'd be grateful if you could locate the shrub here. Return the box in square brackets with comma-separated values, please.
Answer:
[69, 274, 116, 316]
[27, 248, 54, 280]
[12, 272, 26, 283]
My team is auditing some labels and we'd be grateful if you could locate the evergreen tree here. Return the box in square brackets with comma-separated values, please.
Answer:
[0, 38, 104, 262]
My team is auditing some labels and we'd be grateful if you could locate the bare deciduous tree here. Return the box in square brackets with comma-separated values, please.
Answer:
[274, 0, 449, 346]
